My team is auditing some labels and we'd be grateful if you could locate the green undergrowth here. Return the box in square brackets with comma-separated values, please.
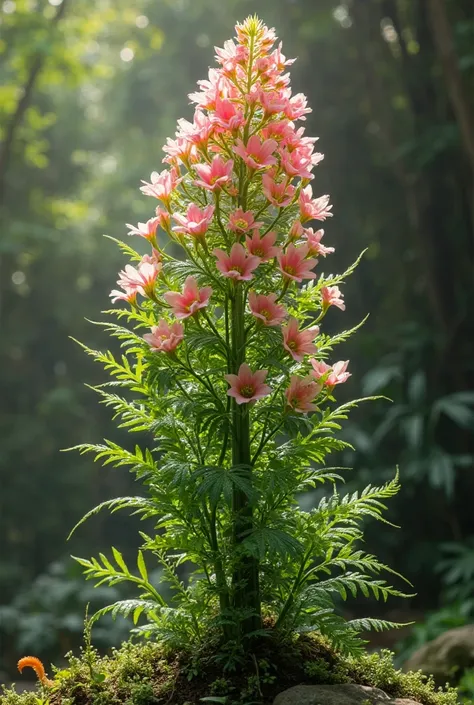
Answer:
[1, 630, 460, 705]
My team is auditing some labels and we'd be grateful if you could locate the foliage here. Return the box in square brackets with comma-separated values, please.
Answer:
[396, 538, 474, 666]
[351, 340, 474, 499]
[457, 668, 474, 704]
[0, 635, 459, 705]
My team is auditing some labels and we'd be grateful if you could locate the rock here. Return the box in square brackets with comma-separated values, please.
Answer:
[403, 624, 474, 685]
[273, 684, 422, 705]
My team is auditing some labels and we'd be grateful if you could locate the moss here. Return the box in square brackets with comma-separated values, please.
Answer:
[0, 633, 460, 705]
[344, 650, 459, 705]
[0, 692, 40, 705]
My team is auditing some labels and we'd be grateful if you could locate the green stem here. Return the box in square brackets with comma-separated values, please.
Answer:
[203, 502, 231, 637]
[230, 285, 261, 638]
[201, 309, 228, 350]
[262, 209, 284, 236]
[251, 419, 285, 465]
[274, 543, 314, 629]
[217, 396, 231, 466]
[175, 354, 224, 408]
[215, 192, 230, 246]
[218, 293, 232, 468]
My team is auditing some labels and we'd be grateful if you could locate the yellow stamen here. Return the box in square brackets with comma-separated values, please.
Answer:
[240, 384, 255, 398]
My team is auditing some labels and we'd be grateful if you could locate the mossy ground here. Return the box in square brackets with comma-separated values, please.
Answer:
[0, 631, 460, 705]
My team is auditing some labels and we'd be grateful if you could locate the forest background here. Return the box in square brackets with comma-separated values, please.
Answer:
[1, 0, 474, 683]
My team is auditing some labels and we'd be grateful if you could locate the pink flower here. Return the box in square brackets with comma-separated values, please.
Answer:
[255, 56, 273, 75]
[162, 136, 197, 166]
[114, 265, 141, 291]
[136, 255, 161, 297]
[173, 203, 215, 239]
[215, 40, 249, 73]
[176, 109, 213, 149]
[190, 68, 235, 110]
[282, 126, 317, 153]
[116, 254, 161, 299]
[126, 217, 160, 243]
[225, 363, 271, 405]
[282, 317, 319, 362]
[303, 228, 335, 257]
[143, 320, 184, 354]
[310, 359, 351, 387]
[155, 208, 172, 234]
[235, 19, 276, 50]
[277, 244, 318, 282]
[110, 283, 137, 305]
[194, 155, 234, 191]
[140, 168, 180, 206]
[271, 42, 296, 72]
[285, 93, 312, 121]
[262, 120, 295, 145]
[285, 375, 321, 413]
[164, 276, 212, 319]
[321, 285, 345, 311]
[228, 208, 263, 234]
[245, 230, 280, 261]
[212, 95, 245, 132]
[280, 147, 314, 180]
[259, 88, 288, 115]
[213, 243, 260, 281]
[248, 292, 287, 326]
[299, 186, 333, 223]
[233, 135, 278, 170]
[289, 221, 304, 241]
[262, 173, 295, 207]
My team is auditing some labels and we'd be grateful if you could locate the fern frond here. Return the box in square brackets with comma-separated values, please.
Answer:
[64, 440, 157, 477]
[90, 599, 160, 626]
[103, 234, 143, 262]
[243, 527, 302, 560]
[318, 249, 368, 288]
[85, 387, 154, 431]
[68, 496, 158, 539]
[316, 315, 369, 355]
[72, 549, 167, 605]
[303, 572, 408, 602]
[101, 306, 156, 328]
[346, 617, 412, 633]
[317, 471, 401, 527]
[85, 319, 147, 348]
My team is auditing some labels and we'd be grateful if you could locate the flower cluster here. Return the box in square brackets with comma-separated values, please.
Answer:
[112, 16, 350, 414]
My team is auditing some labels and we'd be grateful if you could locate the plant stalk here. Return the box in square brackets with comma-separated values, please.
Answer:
[230, 285, 261, 638]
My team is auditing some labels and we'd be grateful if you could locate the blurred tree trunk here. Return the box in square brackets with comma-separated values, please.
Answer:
[0, 0, 69, 203]
[427, 0, 474, 240]
[352, 0, 451, 333]
[0, 0, 69, 331]
[354, 0, 473, 347]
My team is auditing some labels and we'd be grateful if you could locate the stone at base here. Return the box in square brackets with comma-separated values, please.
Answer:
[273, 684, 422, 705]
[403, 624, 474, 686]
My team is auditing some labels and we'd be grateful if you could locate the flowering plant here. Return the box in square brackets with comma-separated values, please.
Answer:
[71, 16, 407, 660]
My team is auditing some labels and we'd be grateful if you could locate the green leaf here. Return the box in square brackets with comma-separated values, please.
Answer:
[112, 547, 128, 574]
[243, 527, 302, 560]
[137, 550, 148, 582]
